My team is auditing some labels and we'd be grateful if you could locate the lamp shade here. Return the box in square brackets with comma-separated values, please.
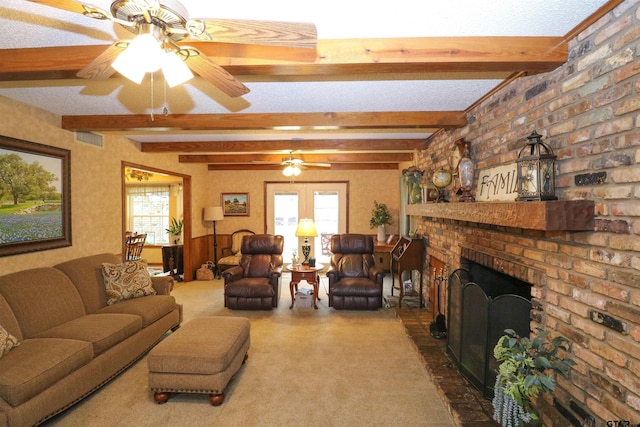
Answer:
[295, 218, 317, 237]
[203, 206, 224, 222]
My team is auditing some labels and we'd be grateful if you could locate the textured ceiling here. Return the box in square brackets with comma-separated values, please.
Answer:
[0, 0, 612, 151]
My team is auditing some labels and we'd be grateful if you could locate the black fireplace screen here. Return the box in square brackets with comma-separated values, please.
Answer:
[447, 263, 532, 398]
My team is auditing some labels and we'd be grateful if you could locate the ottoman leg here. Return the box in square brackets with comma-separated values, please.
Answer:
[153, 392, 170, 404]
[209, 393, 225, 406]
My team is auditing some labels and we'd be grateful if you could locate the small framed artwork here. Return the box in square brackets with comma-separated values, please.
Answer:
[221, 193, 249, 216]
[0, 135, 71, 257]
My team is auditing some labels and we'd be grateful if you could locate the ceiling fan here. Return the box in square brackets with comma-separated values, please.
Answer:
[29, 0, 317, 97]
[254, 151, 331, 176]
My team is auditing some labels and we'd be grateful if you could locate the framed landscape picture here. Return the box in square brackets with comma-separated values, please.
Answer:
[221, 193, 249, 216]
[0, 135, 71, 257]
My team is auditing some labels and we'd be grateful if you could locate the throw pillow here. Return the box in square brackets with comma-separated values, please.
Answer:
[0, 324, 19, 359]
[101, 261, 156, 305]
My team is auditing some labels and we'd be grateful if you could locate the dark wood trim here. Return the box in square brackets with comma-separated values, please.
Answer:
[121, 162, 193, 281]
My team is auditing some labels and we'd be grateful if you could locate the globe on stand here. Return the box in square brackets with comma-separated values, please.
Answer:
[432, 169, 452, 203]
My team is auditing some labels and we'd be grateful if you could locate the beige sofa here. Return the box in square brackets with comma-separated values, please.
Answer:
[0, 253, 182, 427]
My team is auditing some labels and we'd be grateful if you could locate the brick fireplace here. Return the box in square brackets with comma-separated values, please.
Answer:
[447, 247, 535, 399]
[413, 203, 636, 425]
[406, 3, 640, 424]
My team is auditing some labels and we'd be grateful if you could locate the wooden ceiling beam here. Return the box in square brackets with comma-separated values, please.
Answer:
[61, 111, 466, 132]
[180, 153, 412, 163]
[207, 163, 399, 171]
[0, 37, 566, 81]
[140, 139, 427, 153]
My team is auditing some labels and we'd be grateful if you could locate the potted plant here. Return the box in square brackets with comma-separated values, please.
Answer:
[492, 328, 576, 427]
[369, 201, 392, 242]
[165, 217, 184, 244]
[402, 166, 424, 203]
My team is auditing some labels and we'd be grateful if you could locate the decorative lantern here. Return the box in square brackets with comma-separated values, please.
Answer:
[456, 140, 475, 202]
[516, 131, 558, 201]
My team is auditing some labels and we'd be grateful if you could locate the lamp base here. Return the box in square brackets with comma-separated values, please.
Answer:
[301, 240, 311, 265]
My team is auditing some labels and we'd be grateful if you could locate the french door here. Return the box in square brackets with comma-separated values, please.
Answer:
[266, 182, 347, 265]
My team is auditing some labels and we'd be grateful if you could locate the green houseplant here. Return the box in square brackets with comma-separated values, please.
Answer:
[492, 328, 576, 427]
[369, 201, 392, 242]
[402, 166, 424, 203]
[165, 217, 184, 244]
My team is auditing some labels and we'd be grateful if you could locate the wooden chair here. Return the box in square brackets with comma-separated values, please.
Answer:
[125, 233, 147, 261]
[217, 229, 255, 271]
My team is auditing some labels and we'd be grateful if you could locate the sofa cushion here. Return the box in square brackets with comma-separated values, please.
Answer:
[97, 295, 178, 328]
[0, 325, 19, 359]
[330, 277, 382, 296]
[0, 268, 86, 339]
[336, 254, 371, 278]
[0, 338, 93, 407]
[101, 261, 157, 305]
[0, 294, 22, 341]
[35, 313, 142, 357]
[55, 253, 123, 314]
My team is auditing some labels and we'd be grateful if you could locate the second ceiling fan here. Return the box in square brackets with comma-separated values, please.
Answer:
[30, 0, 317, 97]
[254, 151, 331, 177]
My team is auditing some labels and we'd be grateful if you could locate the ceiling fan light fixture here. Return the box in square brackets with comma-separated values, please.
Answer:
[282, 165, 301, 177]
[162, 51, 194, 87]
[111, 51, 146, 84]
[112, 33, 163, 83]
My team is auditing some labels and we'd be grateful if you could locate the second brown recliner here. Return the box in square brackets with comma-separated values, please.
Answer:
[222, 234, 284, 310]
[327, 234, 385, 310]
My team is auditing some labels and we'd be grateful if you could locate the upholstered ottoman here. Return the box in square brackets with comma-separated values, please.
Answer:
[147, 316, 250, 406]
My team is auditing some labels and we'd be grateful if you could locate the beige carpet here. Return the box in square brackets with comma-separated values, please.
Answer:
[42, 275, 455, 426]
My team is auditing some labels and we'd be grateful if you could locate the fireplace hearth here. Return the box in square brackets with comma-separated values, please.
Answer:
[447, 261, 532, 398]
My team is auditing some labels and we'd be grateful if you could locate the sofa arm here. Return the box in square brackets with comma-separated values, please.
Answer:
[326, 268, 339, 285]
[151, 276, 174, 295]
[368, 267, 385, 285]
[269, 268, 282, 284]
[222, 266, 243, 283]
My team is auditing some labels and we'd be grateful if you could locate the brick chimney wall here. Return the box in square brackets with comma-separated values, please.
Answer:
[415, 1, 640, 425]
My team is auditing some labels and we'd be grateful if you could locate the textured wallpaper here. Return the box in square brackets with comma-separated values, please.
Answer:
[0, 96, 402, 275]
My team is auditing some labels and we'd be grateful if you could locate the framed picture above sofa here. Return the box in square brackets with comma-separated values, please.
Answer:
[0, 135, 71, 257]
[221, 193, 249, 216]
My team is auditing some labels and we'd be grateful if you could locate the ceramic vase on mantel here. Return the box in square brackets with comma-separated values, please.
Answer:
[377, 225, 386, 243]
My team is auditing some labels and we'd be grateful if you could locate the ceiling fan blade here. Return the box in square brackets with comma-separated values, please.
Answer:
[304, 162, 332, 168]
[28, 0, 87, 14]
[252, 161, 286, 165]
[182, 47, 249, 97]
[197, 19, 317, 49]
[76, 42, 126, 80]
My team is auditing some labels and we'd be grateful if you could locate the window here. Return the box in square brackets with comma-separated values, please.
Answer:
[126, 186, 170, 245]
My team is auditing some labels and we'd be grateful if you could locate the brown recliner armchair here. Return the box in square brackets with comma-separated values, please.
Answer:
[327, 234, 385, 310]
[222, 234, 284, 310]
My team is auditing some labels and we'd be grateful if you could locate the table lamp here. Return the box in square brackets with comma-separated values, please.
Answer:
[203, 206, 224, 277]
[295, 218, 317, 265]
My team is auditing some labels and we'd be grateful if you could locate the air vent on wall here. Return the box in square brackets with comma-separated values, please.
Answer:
[74, 131, 103, 148]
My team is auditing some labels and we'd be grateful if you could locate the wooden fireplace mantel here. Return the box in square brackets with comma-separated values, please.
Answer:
[406, 200, 594, 231]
